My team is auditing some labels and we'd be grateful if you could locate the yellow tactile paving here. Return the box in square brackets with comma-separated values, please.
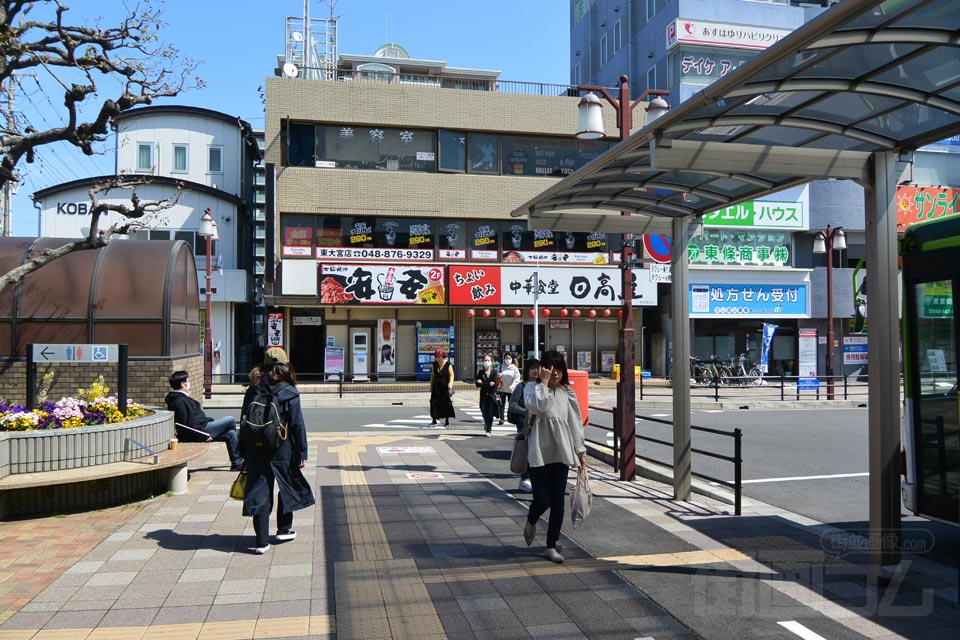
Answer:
[87, 628, 147, 640]
[252, 615, 310, 638]
[195, 620, 256, 640]
[141, 623, 202, 640]
[32, 631, 91, 640]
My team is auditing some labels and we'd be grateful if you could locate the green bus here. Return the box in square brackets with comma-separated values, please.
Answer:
[901, 214, 960, 524]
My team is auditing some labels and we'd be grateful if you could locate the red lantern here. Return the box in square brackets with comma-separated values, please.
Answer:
[572, 309, 581, 318]
[541, 308, 551, 317]
[528, 309, 535, 317]
[466, 309, 476, 318]
[513, 309, 522, 318]
[497, 309, 506, 318]
[559, 308, 569, 317]
[588, 309, 597, 318]
[618, 309, 623, 318]
[482, 309, 491, 318]
[603, 309, 612, 317]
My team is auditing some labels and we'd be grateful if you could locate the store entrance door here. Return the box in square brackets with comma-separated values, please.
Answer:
[292, 323, 325, 381]
[522, 323, 545, 360]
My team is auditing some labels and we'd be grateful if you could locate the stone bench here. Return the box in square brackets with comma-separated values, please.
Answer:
[0, 411, 210, 519]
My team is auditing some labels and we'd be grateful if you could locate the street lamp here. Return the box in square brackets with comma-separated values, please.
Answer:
[813, 225, 846, 400]
[576, 75, 669, 481]
[198, 208, 219, 400]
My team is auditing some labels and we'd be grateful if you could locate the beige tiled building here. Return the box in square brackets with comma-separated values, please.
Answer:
[263, 45, 657, 382]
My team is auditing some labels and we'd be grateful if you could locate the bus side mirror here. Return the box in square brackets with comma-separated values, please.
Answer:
[853, 299, 867, 334]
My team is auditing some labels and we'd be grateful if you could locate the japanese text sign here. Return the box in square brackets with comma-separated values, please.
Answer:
[690, 283, 808, 318]
[667, 18, 792, 51]
[267, 313, 284, 347]
[897, 185, 960, 230]
[702, 200, 806, 230]
[448, 265, 657, 307]
[320, 265, 445, 305]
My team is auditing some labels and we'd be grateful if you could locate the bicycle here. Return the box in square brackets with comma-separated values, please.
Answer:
[732, 353, 763, 386]
[689, 356, 712, 387]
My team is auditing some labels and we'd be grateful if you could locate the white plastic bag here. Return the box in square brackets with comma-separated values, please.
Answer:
[570, 465, 592, 528]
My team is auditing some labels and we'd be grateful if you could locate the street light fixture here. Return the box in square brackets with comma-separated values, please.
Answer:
[813, 225, 846, 400]
[575, 75, 670, 481]
[198, 208, 219, 400]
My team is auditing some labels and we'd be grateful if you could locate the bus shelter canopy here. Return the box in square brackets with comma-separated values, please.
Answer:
[510, 0, 960, 232]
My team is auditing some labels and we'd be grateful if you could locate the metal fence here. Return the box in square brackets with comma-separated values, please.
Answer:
[585, 405, 743, 515]
[639, 373, 872, 403]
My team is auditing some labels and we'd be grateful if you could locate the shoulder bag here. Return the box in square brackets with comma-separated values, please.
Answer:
[229, 471, 246, 500]
[509, 414, 532, 474]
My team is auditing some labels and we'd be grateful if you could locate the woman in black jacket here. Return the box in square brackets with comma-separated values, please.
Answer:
[240, 348, 315, 554]
[475, 353, 499, 436]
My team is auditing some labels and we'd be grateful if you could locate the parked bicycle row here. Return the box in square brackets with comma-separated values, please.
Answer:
[689, 354, 764, 387]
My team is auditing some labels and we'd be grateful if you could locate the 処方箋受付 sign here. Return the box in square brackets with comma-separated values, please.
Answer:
[689, 284, 808, 318]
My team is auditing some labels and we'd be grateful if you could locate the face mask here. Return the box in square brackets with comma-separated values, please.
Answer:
[483, 361, 492, 369]
[504, 358, 512, 365]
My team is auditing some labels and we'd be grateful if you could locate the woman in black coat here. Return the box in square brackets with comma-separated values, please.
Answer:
[240, 348, 315, 554]
[429, 349, 456, 427]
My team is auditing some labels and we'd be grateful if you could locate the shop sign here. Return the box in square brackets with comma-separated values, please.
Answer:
[292, 316, 322, 326]
[688, 229, 790, 266]
[675, 50, 752, 81]
[377, 319, 396, 376]
[314, 218, 436, 261]
[649, 263, 672, 283]
[920, 281, 953, 318]
[667, 18, 791, 51]
[843, 336, 868, 365]
[324, 346, 344, 373]
[320, 265, 445, 305]
[703, 200, 806, 230]
[283, 224, 313, 256]
[471, 222, 500, 260]
[316, 246, 434, 261]
[501, 224, 608, 264]
[267, 312, 284, 347]
[448, 265, 657, 307]
[896, 185, 960, 230]
[689, 283, 807, 318]
[549, 319, 571, 329]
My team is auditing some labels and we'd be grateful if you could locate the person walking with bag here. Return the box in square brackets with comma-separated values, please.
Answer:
[522, 350, 585, 563]
[240, 347, 315, 555]
[497, 354, 520, 425]
[507, 357, 538, 492]
[475, 353, 499, 436]
[429, 349, 456, 427]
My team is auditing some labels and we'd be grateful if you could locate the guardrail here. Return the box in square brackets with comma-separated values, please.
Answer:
[651, 373, 872, 403]
[586, 405, 742, 515]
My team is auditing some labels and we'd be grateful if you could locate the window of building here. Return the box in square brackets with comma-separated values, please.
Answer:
[600, 34, 608, 66]
[438, 130, 467, 173]
[286, 122, 316, 167]
[646, 0, 656, 21]
[469, 221, 499, 261]
[575, 0, 585, 22]
[468, 133, 499, 174]
[208, 146, 223, 173]
[647, 65, 657, 92]
[614, 20, 622, 52]
[172, 144, 188, 173]
[281, 214, 315, 257]
[137, 143, 152, 171]
[574, 63, 581, 86]
[314, 125, 436, 172]
[500, 135, 610, 177]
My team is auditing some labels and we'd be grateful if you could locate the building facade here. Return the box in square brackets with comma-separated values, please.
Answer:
[32, 105, 262, 381]
[263, 44, 664, 382]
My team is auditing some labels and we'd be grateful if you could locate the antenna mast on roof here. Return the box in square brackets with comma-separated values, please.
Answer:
[284, 1, 338, 80]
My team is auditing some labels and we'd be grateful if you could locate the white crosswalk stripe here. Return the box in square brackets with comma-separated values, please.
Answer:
[354, 408, 517, 432]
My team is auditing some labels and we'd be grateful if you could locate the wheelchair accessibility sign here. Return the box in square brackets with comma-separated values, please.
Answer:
[32, 344, 119, 363]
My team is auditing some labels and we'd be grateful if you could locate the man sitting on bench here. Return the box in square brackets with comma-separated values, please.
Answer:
[165, 370, 244, 471]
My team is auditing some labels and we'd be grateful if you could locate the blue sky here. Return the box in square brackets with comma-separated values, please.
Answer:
[11, 0, 570, 235]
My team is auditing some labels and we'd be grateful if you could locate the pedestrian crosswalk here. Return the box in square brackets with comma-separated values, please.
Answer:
[356, 406, 517, 432]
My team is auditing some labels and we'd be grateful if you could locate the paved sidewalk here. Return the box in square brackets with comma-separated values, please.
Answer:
[0, 430, 956, 639]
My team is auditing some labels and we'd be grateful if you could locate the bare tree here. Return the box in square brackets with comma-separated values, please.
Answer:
[0, 0, 201, 291]
[0, 174, 182, 293]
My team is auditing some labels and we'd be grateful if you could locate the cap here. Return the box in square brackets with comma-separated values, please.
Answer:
[434, 349, 447, 359]
[265, 346, 289, 364]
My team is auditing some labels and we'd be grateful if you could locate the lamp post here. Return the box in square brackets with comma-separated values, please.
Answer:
[813, 225, 846, 400]
[198, 208, 219, 400]
[576, 75, 669, 481]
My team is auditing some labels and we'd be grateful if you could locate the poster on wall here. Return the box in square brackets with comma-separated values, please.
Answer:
[267, 312, 284, 347]
[320, 265, 445, 305]
[576, 351, 593, 373]
[500, 224, 608, 264]
[324, 347, 344, 375]
[377, 319, 396, 378]
[470, 222, 500, 261]
[448, 265, 657, 307]
[416, 323, 455, 381]
[600, 351, 616, 373]
[438, 221, 467, 260]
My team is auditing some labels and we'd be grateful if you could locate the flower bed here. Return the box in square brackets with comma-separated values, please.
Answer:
[0, 377, 150, 432]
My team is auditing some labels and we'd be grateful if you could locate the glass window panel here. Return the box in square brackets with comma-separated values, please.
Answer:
[858, 105, 960, 141]
[173, 145, 188, 172]
[468, 133, 499, 174]
[282, 214, 315, 257]
[438, 220, 467, 260]
[795, 93, 904, 126]
[914, 279, 958, 522]
[795, 43, 924, 81]
[315, 125, 436, 172]
[376, 218, 434, 250]
[287, 123, 315, 167]
[173, 231, 193, 246]
[438, 130, 466, 172]
[316, 216, 343, 247]
[343, 217, 375, 248]
[614, 21, 622, 52]
[209, 147, 222, 172]
[873, 46, 960, 92]
[600, 34, 608, 66]
[470, 221, 499, 260]
[137, 143, 152, 170]
[149, 230, 170, 241]
[500, 136, 610, 177]
[735, 125, 826, 147]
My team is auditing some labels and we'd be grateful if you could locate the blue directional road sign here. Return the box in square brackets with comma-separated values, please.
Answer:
[32, 344, 119, 363]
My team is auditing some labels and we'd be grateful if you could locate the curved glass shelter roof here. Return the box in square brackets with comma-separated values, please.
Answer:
[511, 0, 960, 232]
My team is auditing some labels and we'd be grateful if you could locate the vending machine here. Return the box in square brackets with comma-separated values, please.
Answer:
[351, 329, 370, 382]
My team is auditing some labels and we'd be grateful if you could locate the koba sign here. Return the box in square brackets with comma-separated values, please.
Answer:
[56, 202, 93, 215]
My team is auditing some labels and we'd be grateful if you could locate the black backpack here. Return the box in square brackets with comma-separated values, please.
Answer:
[507, 383, 526, 425]
[240, 382, 290, 451]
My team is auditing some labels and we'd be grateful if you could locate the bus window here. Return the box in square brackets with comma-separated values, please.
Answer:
[913, 279, 958, 523]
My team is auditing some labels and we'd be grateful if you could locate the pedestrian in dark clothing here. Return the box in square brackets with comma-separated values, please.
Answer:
[475, 353, 499, 436]
[508, 357, 539, 492]
[429, 349, 456, 427]
[240, 347, 315, 555]
[165, 371, 243, 470]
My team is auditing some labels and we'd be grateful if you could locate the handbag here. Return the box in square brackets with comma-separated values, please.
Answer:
[509, 435, 528, 474]
[448, 387, 455, 397]
[229, 471, 246, 500]
[570, 465, 592, 528]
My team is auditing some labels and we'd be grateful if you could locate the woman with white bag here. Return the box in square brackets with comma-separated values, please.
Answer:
[522, 350, 586, 563]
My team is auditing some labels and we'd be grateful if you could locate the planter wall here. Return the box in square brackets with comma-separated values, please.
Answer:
[0, 410, 174, 479]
